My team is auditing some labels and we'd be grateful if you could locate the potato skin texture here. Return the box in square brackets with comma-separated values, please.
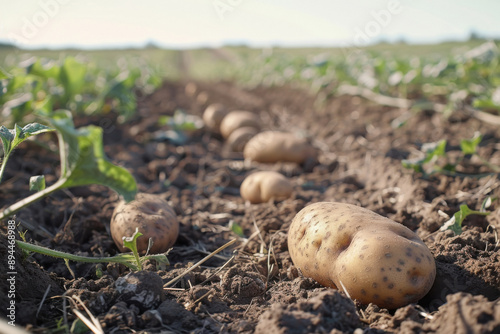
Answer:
[227, 126, 259, 152]
[111, 193, 179, 255]
[240, 171, 293, 204]
[244, 131, 317, 164]
[203, 103, 228, 133]
[220, 111, 260, 139]
[288, 202, 436, 309]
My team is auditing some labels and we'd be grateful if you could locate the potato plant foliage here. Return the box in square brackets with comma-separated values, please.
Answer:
[0, 110, 137, 220]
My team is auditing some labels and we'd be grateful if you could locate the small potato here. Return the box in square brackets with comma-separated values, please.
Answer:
[240, 171, 293, 204]
[111, 193, 179, 255]
[244, 131, 317, 164]
[220, 111, 260, 139]
[185, 82, 197, 97]
[288, 202, 436, 309]
[203, 103, 228, 133]
[227, 126, 259, 152]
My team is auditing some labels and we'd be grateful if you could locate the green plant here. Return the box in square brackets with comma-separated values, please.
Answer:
[440, 197, 494, 235]
[401, 139, 447, 175]
[29, 175, 45, 191]
[1, 55, 163, 127]
[402, 132, 500, 176]
[16, 227, 168, 271]
[0, 110, 137, 220]
[460, 132, 500, 173]
[155, 109, 204, 145]
[0, 123, 54, 182]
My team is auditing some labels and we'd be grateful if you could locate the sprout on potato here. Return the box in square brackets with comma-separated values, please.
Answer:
[240, 171, 293, 204]
[288, 202, 436, 309]
[220, 110, 260, 139]
[203, 103, 228, 133]
[110, 193, 179, 255]
[244, 131, 317, 164]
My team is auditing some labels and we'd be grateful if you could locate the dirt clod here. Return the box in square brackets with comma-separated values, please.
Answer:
[422, 292, 500, 334]
[255, 290, 363, 334]
[222, 265, 266, 302]
[114, 271, 164, 312]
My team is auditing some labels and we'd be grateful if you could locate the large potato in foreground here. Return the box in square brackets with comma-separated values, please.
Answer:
[240, 171, 293, 204]
[220, 111, 260, 139]
[244, 131, 317, 164]
[111, 193, 179, 255]
[288, 202, 436, 309]
[203, 103, 228, 133]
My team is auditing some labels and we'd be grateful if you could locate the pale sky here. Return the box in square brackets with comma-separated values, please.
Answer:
[1, 0, 499, 49]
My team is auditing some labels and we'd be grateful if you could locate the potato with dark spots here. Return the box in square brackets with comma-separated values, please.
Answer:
[219, 110, 260, 139]
[243, 131, 317, 164]
[111, 193, 179, 255]
[287, 202, 436, 309]
[240, 171, 293, 204]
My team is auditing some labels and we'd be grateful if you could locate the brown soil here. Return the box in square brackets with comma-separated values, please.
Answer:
[1, 80, 500, 333]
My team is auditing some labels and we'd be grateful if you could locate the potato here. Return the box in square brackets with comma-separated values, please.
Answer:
[288, 202, 436, 309]
[185, 82, 197, 97]
[240, 171, 293, 204]
[203, 103, 228, 133]
[227, 126, 259, 152]
[220, 111, 260, 139]
[111, 193, 179, 255]
[244, 131, 317, 164]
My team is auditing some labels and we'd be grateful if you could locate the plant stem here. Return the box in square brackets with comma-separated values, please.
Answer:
[16, 240, 139, 270]
[133, 248, 142, 271]
[0, 154, 10, 183]
[0, 178, 66, 221]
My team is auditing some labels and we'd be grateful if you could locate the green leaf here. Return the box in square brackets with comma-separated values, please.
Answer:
[0, 66, 11, 79]
[402, 139, 447, 174]
[480, 196, 496, 212]
[28, 59, 60, 80]
[122, 227, 143, 270]
[401, 158, 424, 173]
[5, 76, 28, 95]
[0, 125, 14, 155]
[70, 318, 89, 334]
[422, 139, 447, 163]
[473, 98, 500, 112]
[122, 228, 143, 254]
[158, 115, 170, 126]
[440, 204, 490, 235]
[43, 110, 137, 201]
[0, 122, 54, 175]
[29, 175, 46, 191]
[460, 132, 482, 155]
[229, 220, 245, 237]
[59, 57, 86, 99]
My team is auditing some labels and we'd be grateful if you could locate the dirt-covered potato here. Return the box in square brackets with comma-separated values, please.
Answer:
[111, 193, 179, 255]
[227, 126, 259, 152]
[220, 111, 260, 139]
[203, 103, 228, 133]
[244, 131, 317, 164]
[240, 171, 293, 204]
[288, 202, 436, 309]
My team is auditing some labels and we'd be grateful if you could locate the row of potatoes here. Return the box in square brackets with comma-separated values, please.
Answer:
[203, 103, 317, 204]
[110, 102, 436, 311]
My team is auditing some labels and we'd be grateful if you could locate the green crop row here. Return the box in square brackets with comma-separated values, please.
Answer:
[0, 54, 163, 126]
[227, 41, 500, 117]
